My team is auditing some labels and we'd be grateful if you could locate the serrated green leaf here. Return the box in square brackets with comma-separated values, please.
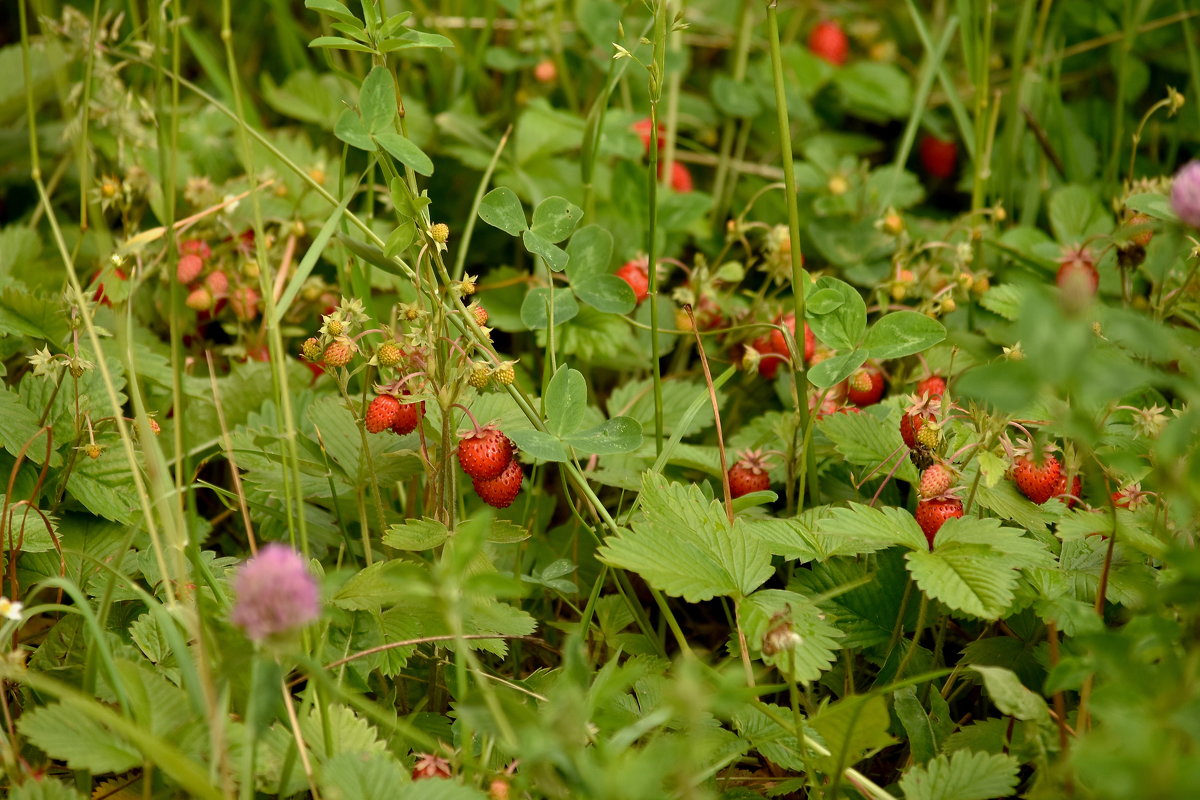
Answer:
[19, 703, 141, 773]
[478, 187, 527, 236]
[530, 196, 583, 243]
[520, 287, 578, 329]
[977, 284, 1025, 321]
[375, 131, 433, 176]
[545, 366, 586, 436]
[972, 665, 1051, 723]
[818, 407, 919, 483]
[1123, 191, 1176, 222]
[562, 417, 642, 455]
[816, 503, 928, 553]
[906, 544, 1018, 619]
[741, 589, 844, 683]
[898, 750, 1019, 800]
[9, 779, 87, 800]
[732, 703, 807, 771]
[522, 229, 569, 271]
[0, 286, 71, 342]
[332, 560, 429, 611]
[862, 312, 946, 359]
[320, 751, 412, 800]
[894, 685, 950, 765]
[934, 516, 1053, 569]
[598, 473, 773, 601]
[382, 517, 448, 550]
[808, 693, 897, 770]
[0, 388, 55, 465]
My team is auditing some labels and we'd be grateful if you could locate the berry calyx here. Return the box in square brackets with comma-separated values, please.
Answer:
[412, 753, 452, 781]
[365, 394, 401, 434]
[616, 260, 650, 305]
[728, 451, 772, 499]
[473, 459, 524, 509]
[457, 425, 516, 481]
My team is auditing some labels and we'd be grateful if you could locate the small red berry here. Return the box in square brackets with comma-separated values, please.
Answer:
[633, 118, 664, 154]
[728, 451, 771, 499]
[533, 59, 557, 83]
[457, 425, 516, 481]
[919, 135, 958, 180]
[658, 160, 694, 193]
[230, 286, 260, 320]
[205, 270, 230, 298]
[366, 395, 401, 434]
[919, 463, 955, 499]
[808, 21, 849, 66]
[179, 239, 211, 260]
[323, 340, 354, 368]
[1012, 453, 1062, 505]
[177, 254, 204, 284]
[1054, 473, 1082, 508]
[391, 400, 424, 435]
[915, 497, 963, 547]
[616, 260, 650, 305]
[473, 459, 524, 509]
[916, 375, 946, 399]
[847, 364, 885, 407]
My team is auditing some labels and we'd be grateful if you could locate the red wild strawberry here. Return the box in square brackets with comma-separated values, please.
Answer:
[179, 239, 212, 260]
[1054, 473, 1082, 508]
[919, 135, 958, 180]
[457, 425, 515, 481]
[533, 58, 557, 84]
[323, 339, 354, 368]
[1056, 244, 1098, 298]
[763, 313, 816, 379]
[205, 270, 230, 298]
[391, 399, 424, 435]
[915, 496, 963, 548]
[916, 375, 946, 399]
[900, 393, 940, 449]
[616, 260, 650, 305]
[365, 394, 401, 434]
[728, 451, 771, 499]
[919, 463, 955, 499]
[473, 459, 524, 509]
[632, 118, 664, 154]
[230, 286, 260, 321]
[177, 254, 204, 284]
[847, 364, 885, 406]
[808, 20, 848, 66]
[1011, 451, 1062, 505]
[658, 160, 694, 193]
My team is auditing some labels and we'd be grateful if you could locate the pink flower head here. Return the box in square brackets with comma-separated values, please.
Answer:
[230, 544, 320, 642]
[1171, 160, 1200, 228]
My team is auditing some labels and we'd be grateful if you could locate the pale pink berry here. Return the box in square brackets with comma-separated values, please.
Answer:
[230, 543, 320, 641]
[177, 254, 203, 284]
[205, 270, 230, 298]
[230, 286, 260, 320]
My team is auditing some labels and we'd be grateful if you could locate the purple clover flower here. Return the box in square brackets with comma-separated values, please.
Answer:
[230, 544, 320, 642]
[1171, 160, 1200, 228]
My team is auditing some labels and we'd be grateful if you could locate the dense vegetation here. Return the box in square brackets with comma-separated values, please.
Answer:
[3, 0, 1200, 798]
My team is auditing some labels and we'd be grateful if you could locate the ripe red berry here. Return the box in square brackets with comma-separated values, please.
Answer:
[919, 463, 955, 499]
[915, 497, 963, 547]
[919, 135, 958, 180]
[728, 451, 771, 499]
[533, 58, 557, 84]
[457, 425, 515, 481]
[900, 410, 933, 449]
[616, 260, 650, 305]
[205, 270, 230, 298]
[365, 395, 401, 434]
[632, 118, 664, 154]
[230, 286, 260, 320]
[658, 160, 694, 193]
[391, 400, 424, 435]
[1054, 473, 1082, 508]
[916, 375, 946, 399]
[766, 313, 816, 371]
[1012, 454, 1062, 505]
[179, 239, 212, 260]
[473, 459, 524, 509]
[808, 21, 849, 66]
[847, 364, 885, 406]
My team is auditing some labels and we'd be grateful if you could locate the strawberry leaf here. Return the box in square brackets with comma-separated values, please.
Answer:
[740, 589, 844, 683]
[898, 750, 1019, 800]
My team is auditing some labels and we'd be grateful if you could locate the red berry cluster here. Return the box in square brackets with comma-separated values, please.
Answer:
[175, 238, 262, 322]
[457, 424, 523, 508]
[751, 312, 816, 380]
[365, 392, 425, 436]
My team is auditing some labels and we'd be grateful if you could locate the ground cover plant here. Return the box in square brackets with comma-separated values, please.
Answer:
[3, 0, 1200, 797]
